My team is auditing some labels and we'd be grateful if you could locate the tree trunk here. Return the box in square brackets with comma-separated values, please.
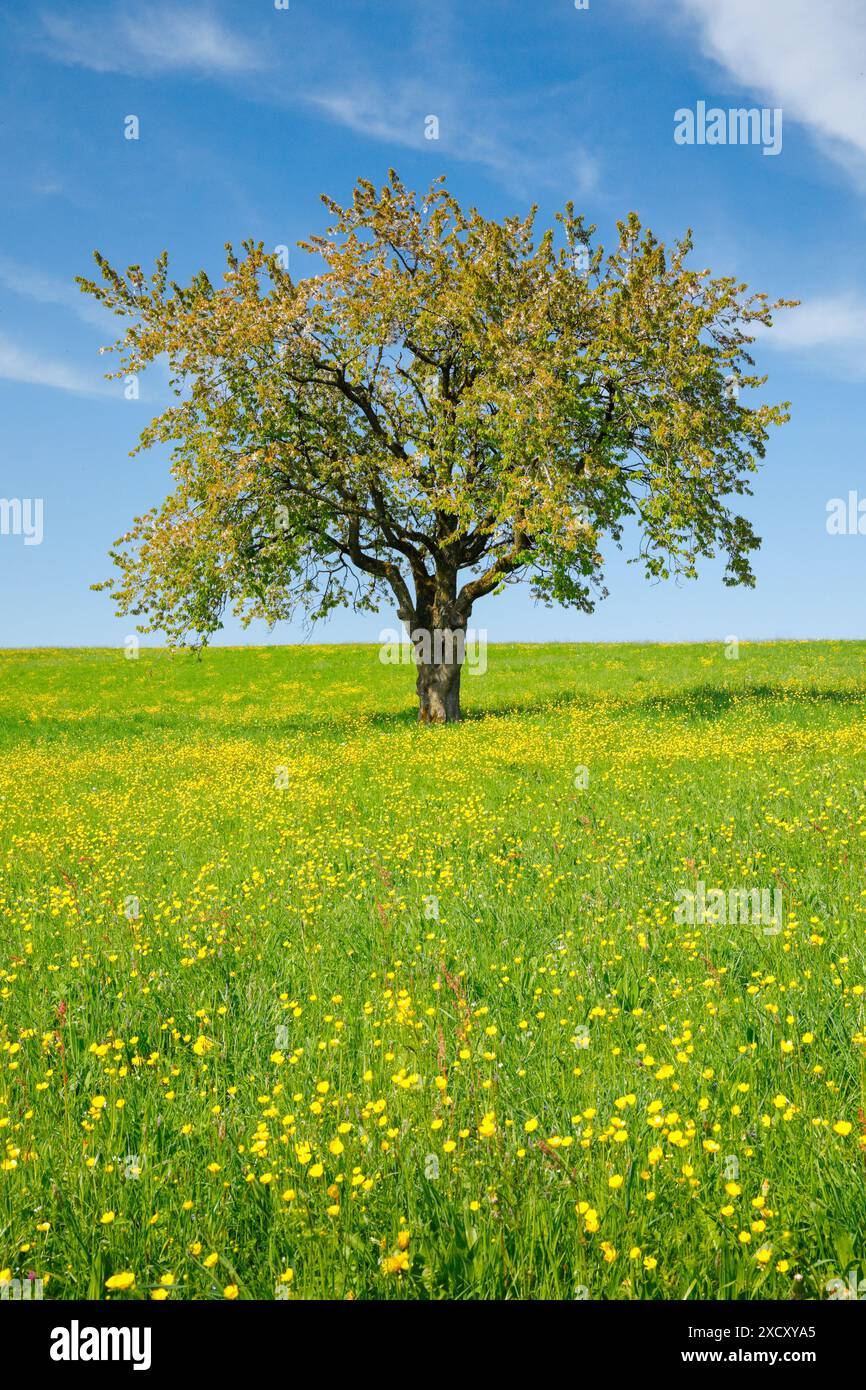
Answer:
[405, 586, 468, 725]
[417, 658, 463, 724]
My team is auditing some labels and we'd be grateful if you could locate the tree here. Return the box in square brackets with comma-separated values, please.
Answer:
[79, 171, 794, 722]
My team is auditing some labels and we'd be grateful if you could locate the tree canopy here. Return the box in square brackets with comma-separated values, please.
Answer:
[79, 170, 794, 720]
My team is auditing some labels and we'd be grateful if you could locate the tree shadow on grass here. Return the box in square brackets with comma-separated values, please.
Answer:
[462, 681, 866, 724]
[5, 681, 865, 748]
[632, 681, 866, 721]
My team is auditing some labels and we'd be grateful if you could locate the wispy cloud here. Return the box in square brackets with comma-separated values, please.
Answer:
[35, 3, 268, 78]
[0, 254, 109, 329]
[27, 2, 593, 195]
[276, 0, 598, 197]
[0, 332, 107, 395]
[671, 0, 866, 183]
[307, 80, 598, 198]
[756, 293, 866, 376]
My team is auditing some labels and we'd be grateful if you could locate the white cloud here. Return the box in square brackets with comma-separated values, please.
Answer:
[0, 255, 109, 329]
[293, 0, 597, 196]
[0, 332, 106, 395]
[36, 4, 268, 77]
[307, 82, 598, 197]
[30, 2, 592, 194]
[673, 0, 866, 180]
[756, 293, 866, 376]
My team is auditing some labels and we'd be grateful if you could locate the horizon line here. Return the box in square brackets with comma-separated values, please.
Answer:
[2, 636, 865, 653]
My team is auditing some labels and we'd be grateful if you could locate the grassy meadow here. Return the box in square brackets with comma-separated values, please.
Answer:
[1, 640, 865, 1301]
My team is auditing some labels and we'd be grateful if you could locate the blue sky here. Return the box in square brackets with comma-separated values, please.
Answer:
[1, 0, 865, 647]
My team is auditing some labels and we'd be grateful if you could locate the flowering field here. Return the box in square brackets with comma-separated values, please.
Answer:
[1, 642, 865, 1301]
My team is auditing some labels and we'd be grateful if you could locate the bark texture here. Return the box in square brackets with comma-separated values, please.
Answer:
[408, 596, 467, 723]
[417, 658, 463, 723]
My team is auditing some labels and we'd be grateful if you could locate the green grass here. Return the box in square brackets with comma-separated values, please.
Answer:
[1, 641, 865, 1300]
